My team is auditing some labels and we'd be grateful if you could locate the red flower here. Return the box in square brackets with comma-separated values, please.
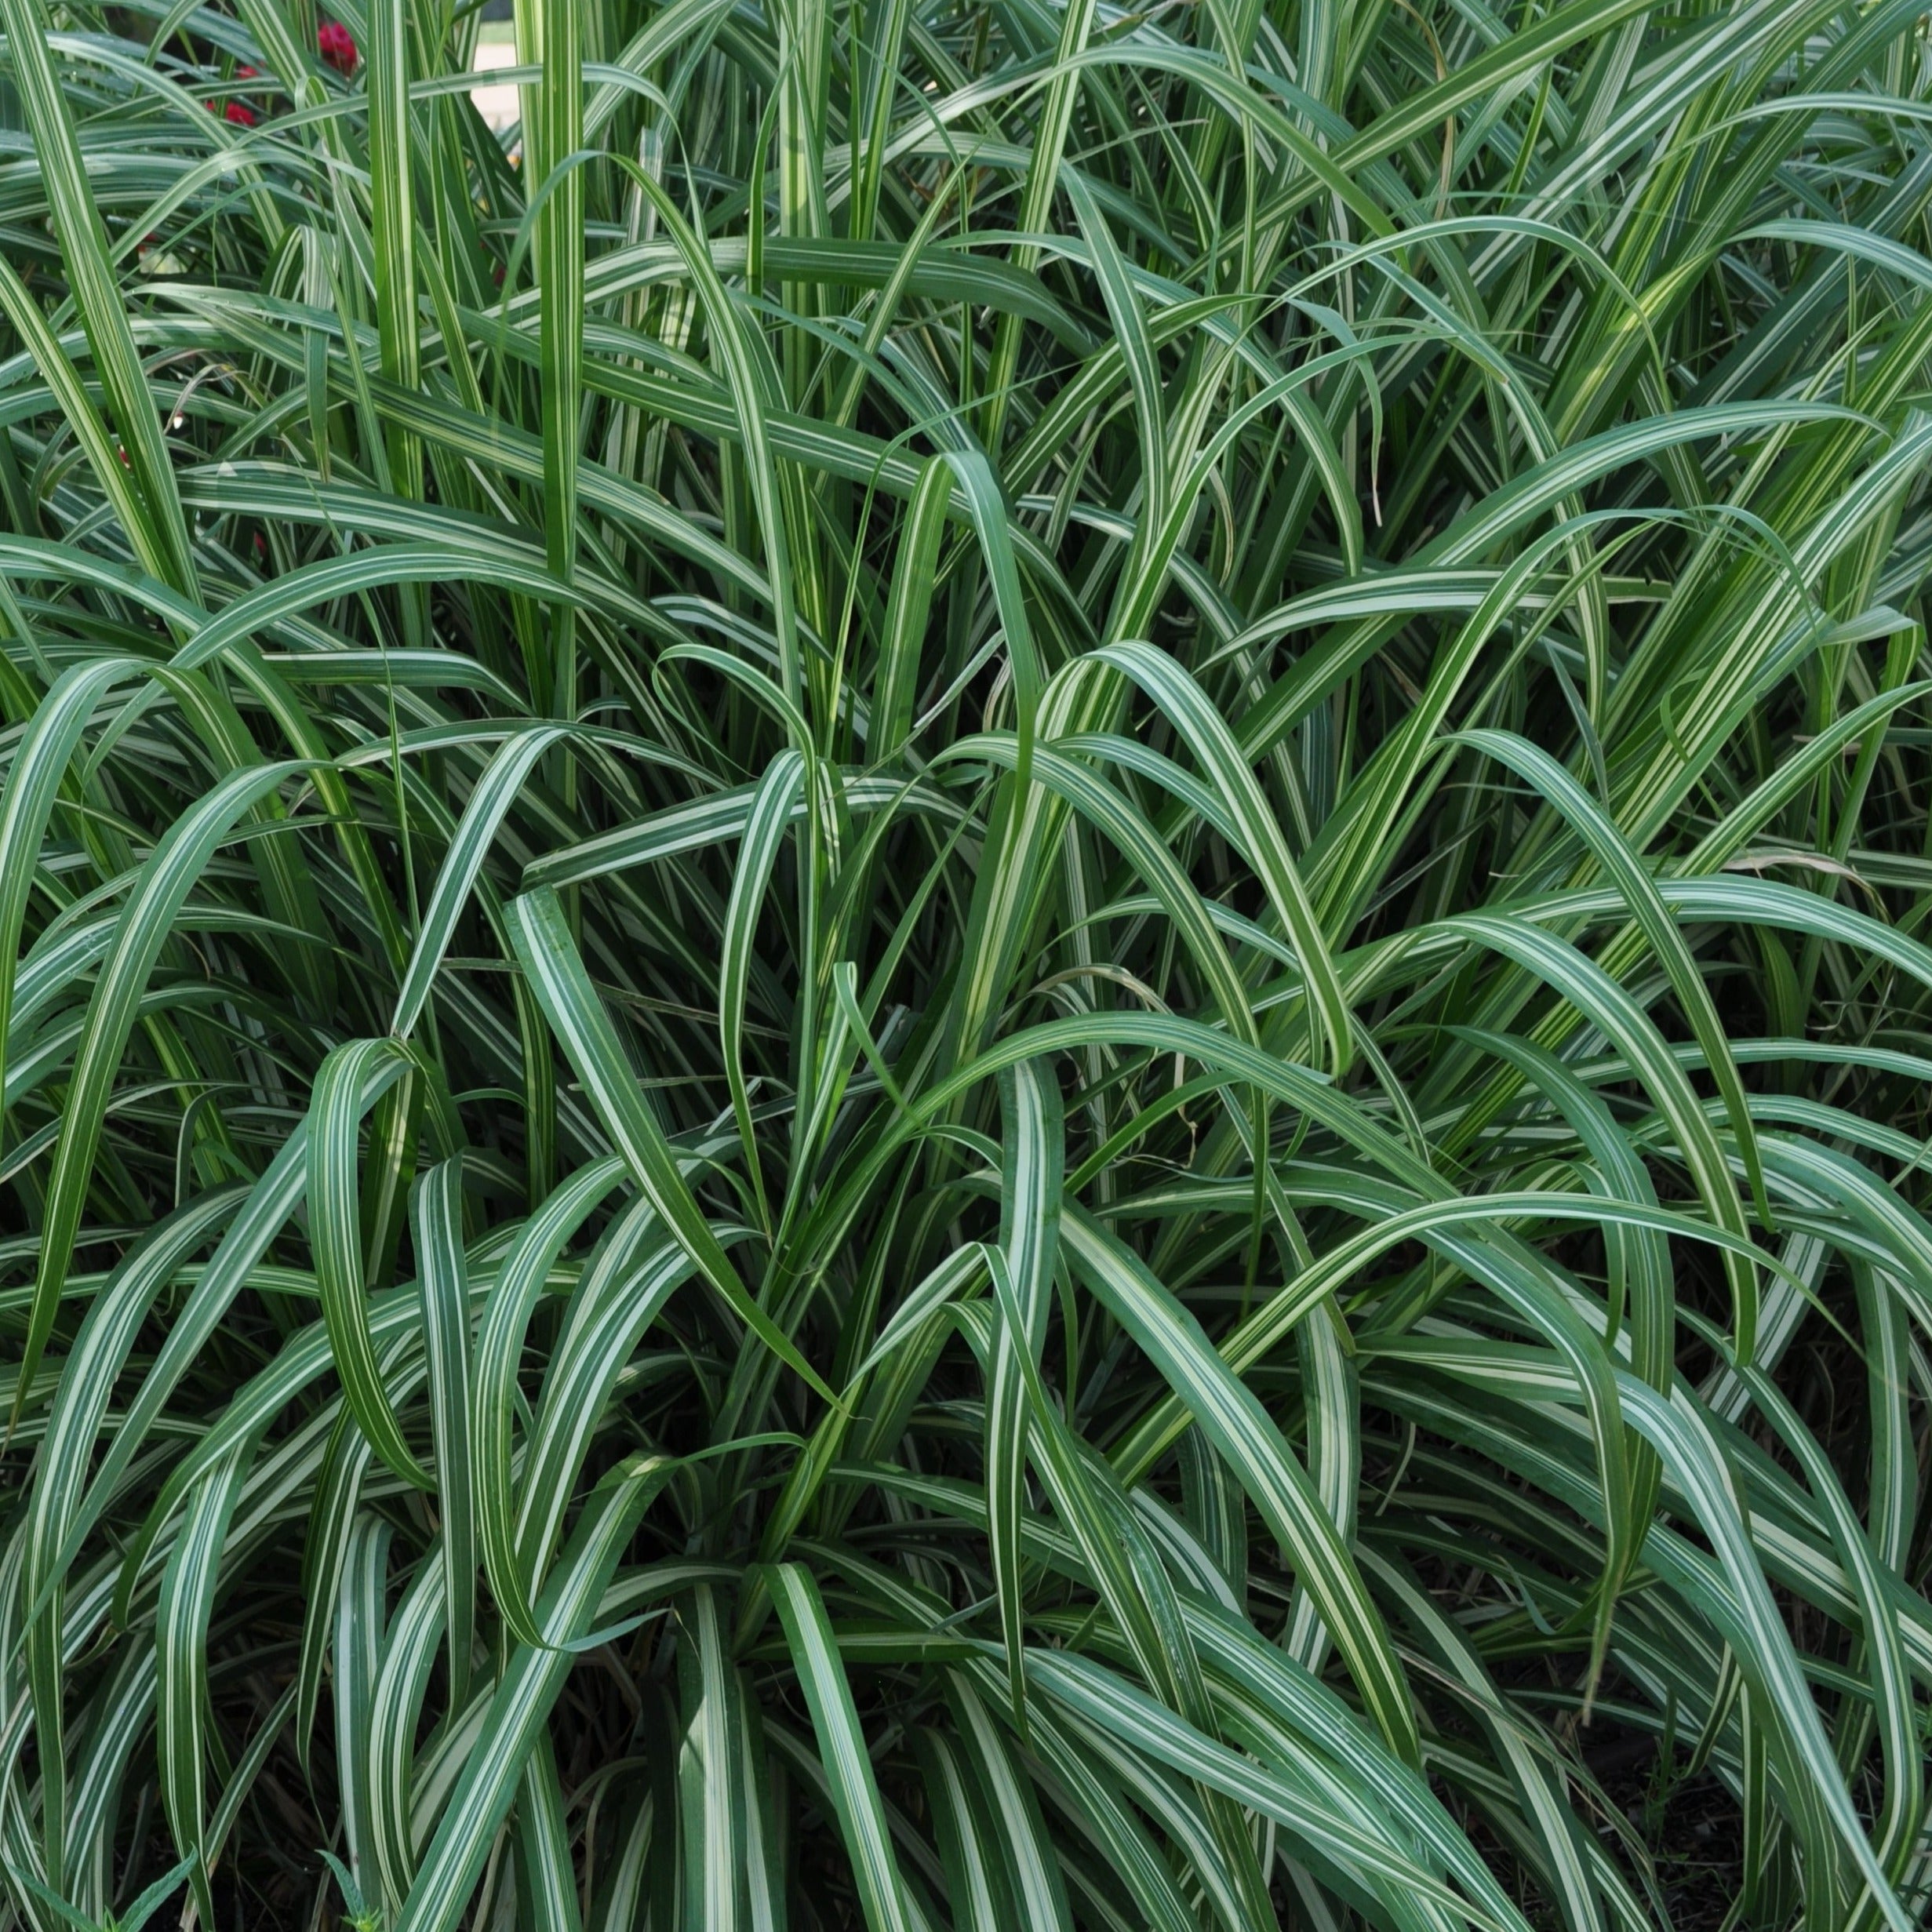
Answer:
[236, 64, 257, 78]
[318, 20, 357, 73]
[224, 100, 255, 126]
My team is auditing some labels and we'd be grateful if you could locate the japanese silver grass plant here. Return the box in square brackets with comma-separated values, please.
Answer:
[1, 1, 1931, 1929]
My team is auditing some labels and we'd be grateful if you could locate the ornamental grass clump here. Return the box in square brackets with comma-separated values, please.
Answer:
[1, 1, 1930, 1928]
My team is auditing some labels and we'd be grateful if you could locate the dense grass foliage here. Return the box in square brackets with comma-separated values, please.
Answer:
[3, 0, 1932, 1927]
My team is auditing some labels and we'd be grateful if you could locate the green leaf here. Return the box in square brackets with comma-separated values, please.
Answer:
[411, 1159, 478, 1702]
[307, 1037, 435, 1488]
[504, 886, 834, 1403]
[766, 1564, 915, 1932]
[16, 759, 311, 1432]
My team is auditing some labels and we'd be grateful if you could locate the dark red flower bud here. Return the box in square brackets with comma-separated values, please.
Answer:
[225, 100, 255, 126]
[318, 20, 357, 73]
